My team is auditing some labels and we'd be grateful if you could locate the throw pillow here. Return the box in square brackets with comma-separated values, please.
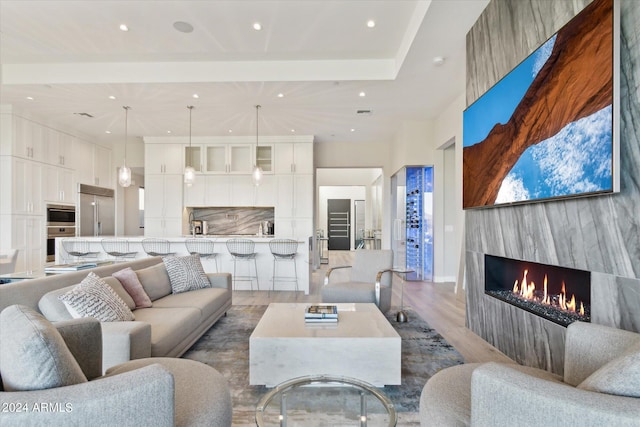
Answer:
[58, 272, 135, 322]
[0, 305, 88, 391]
[577, 341, 640, 398]
[162, 254, 210, 294]
[112, 267, 153, 308]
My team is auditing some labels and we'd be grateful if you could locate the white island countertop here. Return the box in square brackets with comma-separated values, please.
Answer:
[55, 235, 310, 294]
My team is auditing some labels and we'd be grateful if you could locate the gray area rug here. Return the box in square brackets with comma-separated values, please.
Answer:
[183, 305, 464, 426]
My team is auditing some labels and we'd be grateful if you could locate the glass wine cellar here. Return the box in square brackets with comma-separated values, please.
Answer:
[391, 166, 434, 281]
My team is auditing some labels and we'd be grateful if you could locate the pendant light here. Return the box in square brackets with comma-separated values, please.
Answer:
[252, 104, 263, 186]
[184, 105, 196, 186]
[118, 106, 132, 187]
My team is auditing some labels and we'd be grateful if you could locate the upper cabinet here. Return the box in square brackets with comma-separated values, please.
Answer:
[274, 142, 313, 174]
[71, 139, 113, 188]
[146, 143, 183, 174]
[255, 145, 274, 173]
[204, 144, 252, 174]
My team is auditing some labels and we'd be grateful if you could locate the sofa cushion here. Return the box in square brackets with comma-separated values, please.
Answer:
[132, 307, 202, 356]
[112, 267, 153, 308]
[136, 263, 172, 301]
[58, 272, 135, 322]
[162, 255, 210, 294]
[577, 341, 640, 398]
[0, 305, 87, 391]
[151, 287, 230, 320]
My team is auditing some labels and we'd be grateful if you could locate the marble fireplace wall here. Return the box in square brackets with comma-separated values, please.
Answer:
[465, 0, 640, 375]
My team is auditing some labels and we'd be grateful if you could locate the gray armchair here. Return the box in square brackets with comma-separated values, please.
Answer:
[321, 249, 394, 313]
[0, 305, 232, 427]
[420, 321, 640, 426]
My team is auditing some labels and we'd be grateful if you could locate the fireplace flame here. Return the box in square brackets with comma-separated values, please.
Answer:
[512, 272, 584, 316]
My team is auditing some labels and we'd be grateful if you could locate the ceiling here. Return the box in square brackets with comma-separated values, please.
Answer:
[0, 0, 488, 146]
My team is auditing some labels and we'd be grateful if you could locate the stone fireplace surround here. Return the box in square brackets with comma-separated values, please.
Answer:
[465, 0, 640, 376]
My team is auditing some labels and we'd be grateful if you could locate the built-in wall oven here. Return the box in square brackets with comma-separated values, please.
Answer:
[46, 204, 76, 262]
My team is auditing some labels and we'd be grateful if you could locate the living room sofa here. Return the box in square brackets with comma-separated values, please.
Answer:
[419, 321, 640, 426]
[0, 256, 232, 371]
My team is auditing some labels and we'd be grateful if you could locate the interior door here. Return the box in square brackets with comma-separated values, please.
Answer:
[328, 199, 350, 250]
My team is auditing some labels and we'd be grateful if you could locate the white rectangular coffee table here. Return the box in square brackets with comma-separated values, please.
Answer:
[249, 303, 401, 387]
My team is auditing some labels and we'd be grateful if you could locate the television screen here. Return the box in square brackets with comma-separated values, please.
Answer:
[463, 0, 618, 209]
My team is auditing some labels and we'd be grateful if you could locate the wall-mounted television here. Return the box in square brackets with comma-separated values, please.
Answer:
[463, 0, 619, 209]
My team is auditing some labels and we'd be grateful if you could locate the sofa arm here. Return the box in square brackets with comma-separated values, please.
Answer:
[0, 364, 175, 427]
[564, 321, 640, 385]
[207, 272, 232, 291]
[55, 318, 102, 380]
[100, 321, 152, 372]
[471, 363, 640, 427]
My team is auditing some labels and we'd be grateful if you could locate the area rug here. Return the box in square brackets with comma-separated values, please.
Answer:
[182, 305, 464, 426]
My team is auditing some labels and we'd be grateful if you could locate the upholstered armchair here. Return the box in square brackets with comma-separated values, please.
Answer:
[420, 321, 640, 426]
[0, 305, 232, 427]
[321, 249, 394, 313]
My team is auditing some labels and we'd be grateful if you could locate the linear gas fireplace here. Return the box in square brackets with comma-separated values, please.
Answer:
[484, 255, 591, 327]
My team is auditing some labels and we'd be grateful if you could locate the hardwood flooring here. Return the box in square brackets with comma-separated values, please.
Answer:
[232, 250, 512, 364]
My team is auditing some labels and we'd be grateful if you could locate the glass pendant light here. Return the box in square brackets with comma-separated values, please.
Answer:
[252, 104, 263, 186]
[118, 106, 132, 187]
[184, 105, 196, 186]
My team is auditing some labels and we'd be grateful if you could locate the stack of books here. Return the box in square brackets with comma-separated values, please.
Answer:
[304, 304, 338, 323]
[44, 262, 98, 273]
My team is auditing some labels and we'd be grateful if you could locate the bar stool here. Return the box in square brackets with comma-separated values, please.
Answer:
[101, 238, 137, 262]
[269, 239, 299, 293]
[226, 238, 258, 291]
[141, 238, 175, 257]
[61, 239, 99, 263]
[185, 238, 218, 272]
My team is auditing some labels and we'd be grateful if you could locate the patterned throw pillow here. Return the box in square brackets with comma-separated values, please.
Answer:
[162, 254, 211, 294]
[58, 272, 135, 322]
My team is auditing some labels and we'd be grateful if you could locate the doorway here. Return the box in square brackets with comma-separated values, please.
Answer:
[327, 199, 350, 250]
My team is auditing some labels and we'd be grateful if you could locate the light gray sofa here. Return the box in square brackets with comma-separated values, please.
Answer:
[419, 321, 640, 426]
[0, 305, 232, 426]
[0, 256, 232, 371]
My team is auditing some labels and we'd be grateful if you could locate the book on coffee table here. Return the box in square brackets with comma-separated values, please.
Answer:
[305, 304, 338, 320]
[44, 262, 98, 273]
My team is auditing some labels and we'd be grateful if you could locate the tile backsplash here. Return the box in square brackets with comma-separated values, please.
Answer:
[191, 207, 275, 235]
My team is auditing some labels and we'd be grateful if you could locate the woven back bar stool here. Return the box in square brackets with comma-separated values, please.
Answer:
[61, 239, 99, 263]
[269, 238, 299, 293]
[226, 238, 258, 291]
[101, 238, 137, 262]
[185, 238, 218, 272]
[141, 238, 175, 257]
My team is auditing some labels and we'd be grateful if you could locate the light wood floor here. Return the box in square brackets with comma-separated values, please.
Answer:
[232, 250, 513, 364]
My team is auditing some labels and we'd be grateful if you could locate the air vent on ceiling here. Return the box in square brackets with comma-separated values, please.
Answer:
[357, 110, 372, 115]
[73, 112, 94, 118]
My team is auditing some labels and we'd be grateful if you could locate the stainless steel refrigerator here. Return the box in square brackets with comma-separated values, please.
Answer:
[77, 184, 115, 236]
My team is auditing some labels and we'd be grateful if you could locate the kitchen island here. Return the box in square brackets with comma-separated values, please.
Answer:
[55, 236, 310, 294]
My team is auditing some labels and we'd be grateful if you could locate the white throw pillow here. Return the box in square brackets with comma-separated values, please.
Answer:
[163, 254, 210, 294]
[58, 272, 135, 322]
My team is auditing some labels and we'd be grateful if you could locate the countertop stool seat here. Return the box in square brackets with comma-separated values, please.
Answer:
[185, 238, 218, 272]
[226, 238, 259, 291]
[268, 238, 299, 294]
[61, 238, 100, 263]
[141, 238, 176, 257]
[101, 238, 137, 262]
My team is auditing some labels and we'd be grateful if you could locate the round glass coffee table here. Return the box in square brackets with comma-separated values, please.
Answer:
[255, 375, 397, 426]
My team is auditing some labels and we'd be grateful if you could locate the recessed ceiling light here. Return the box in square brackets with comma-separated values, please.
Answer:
[277, 93, 284, 98]
[173, 21, 194, 33]
[228, 129, 233, 133]
[192, 93, 199, 99]
[359, 91, 366, 97]
[350, 128, 356, 132]
[119, 24, 129, 32]
[108, 95, 116, 100]
[433, 56, 445, 66]
[367, 20, 376, 28]
[105, 130, 111, 134]
[291, 129, 296, 133]
[253, 22, 262, 31]
[26, 96, 34, 100]
[167, 130, 172, 134]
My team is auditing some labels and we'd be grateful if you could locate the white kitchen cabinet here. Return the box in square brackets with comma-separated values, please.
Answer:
[254, 175, 276, 207]
[146, 144, 184, 174]
[203, 176, 231, 206]
[204, 144, 252, 174]
[43, 165, 76, 204]
[12, 215, 45, 272]
[274, 142, 313, 174]
[255, 145, 274, 173]
[8, 157, 43, 215]
[71, 138, 95, 185]
[185, 146, 202, 173]
[230, 175, 256, 206]
[276, 174, 313, 218]
[45, 130, 73, 167]
[184, 174, 207, 206]
[10, 116, 45, 162]
[144, 174, 183, 236]
[93, 145, 112, 187]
